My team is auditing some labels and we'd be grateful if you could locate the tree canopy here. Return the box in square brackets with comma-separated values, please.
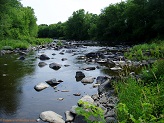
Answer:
[0, 0, 38, 40]
[38, 0, 164, 45]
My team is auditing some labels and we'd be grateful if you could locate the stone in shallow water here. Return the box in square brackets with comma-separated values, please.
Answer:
[40, 111, 65, 123]
[81, 76, 95, 84]
[39, 54, 50, 60]
[65, 111, 74, 122]
[34, 82, 49, 91]
[49, 62, 62, 70]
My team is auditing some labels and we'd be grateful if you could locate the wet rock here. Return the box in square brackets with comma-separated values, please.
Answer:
[78, 95, 94, 104]
[59, 52, 64, 55]
[75, 71, 85, 81]
[45, 78, 60, 87]
[65, 111, 74, 122]
[34, 82, 49, 91]
[64, 64, 70, 67]
[52, 53, 56, 55]
[40, 111, 65, 123]
[61, 58, 67, 61]
[73, 93, 81, 96]
[82, 67, 96, 71]
[57, 98, 64, 101]
[39, 54, 50, 60]
[38, 62, 47, 67]
[81, 76, 95, 84]
[49, 63, 62, 70]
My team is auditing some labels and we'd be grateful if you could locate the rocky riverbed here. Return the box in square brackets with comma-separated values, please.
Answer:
[0, 40, 156, 123]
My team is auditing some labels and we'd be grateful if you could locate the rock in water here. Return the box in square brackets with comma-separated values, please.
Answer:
[49, 63, 62, 70]
[81, 76, 95, 84]
[65, 111, 74, 122]
[38, 62, 47, 67]
[78, 95, 94, 104]
[75, 71, 85, 81]
[45, 78, 60, 87]
[34, 82, 49, 91]
[39, 54, 50, 60]
[40, 111, 65, 123]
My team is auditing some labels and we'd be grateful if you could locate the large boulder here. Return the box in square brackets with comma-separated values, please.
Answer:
[98, 79, 112, 94]
[65, 111, 74, 122]
[34, 82, 49, 91]
[39, 54, 50, 60]
[40, 111, 65, 123]
[78, 95, 94, 104]
[96, 76, 109, 84]
[49, 63, 62, 70]
[81, 76, 95, 84]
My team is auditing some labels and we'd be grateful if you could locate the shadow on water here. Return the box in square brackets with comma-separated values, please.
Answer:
[0, 52, 36, 117]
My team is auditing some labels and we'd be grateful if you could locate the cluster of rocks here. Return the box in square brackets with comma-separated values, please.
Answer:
[34, 78, 63, 91]
[35, 74, 117, 123]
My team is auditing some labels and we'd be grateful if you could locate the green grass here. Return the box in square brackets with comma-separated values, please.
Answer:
[0, 38, 53, 50]
[115, 60, 164, 123]
[124, 41, 164, 61]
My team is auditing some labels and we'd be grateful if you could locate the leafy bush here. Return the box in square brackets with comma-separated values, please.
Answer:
[75, 100, 105, 123]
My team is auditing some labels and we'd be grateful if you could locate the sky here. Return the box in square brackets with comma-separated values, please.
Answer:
[21, 0, 124, 25]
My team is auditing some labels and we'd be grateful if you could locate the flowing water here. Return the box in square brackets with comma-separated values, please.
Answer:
[0, 46, 109, 122]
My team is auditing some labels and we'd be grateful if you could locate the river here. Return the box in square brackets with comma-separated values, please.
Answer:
[0, 46, 110, 122]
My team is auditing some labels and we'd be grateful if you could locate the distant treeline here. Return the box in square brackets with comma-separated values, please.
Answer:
[0, 0, 164, 45]
[38, 0, 164, 45]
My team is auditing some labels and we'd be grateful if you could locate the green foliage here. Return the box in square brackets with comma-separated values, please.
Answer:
[56, 40, 63, 46]
[124, 41, 164, 60]
[75, 100, 105, 123]
[115, 60, 164, 123]
[0, 0, 37, 40]
[0, 38, 53, 50]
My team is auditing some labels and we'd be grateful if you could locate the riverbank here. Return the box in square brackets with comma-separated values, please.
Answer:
[0, 38, 53, 50]
[115, 40, 164, 123]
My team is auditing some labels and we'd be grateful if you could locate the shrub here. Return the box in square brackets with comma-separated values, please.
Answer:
[75, 100, 105, 123]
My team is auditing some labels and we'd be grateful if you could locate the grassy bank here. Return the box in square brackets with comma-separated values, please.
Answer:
[115, 41, 164, 123]
[124, 40, 164, 61]
[0, 38, 53, 50]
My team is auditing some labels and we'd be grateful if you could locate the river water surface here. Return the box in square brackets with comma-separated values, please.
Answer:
[0, 46, 109, 122]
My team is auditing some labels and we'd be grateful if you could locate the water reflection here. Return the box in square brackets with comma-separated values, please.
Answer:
[0, 53, 36, 117]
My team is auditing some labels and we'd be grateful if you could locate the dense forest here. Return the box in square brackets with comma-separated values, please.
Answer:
[38, 0, 164, 45]
[0, 0, 38, 40]
[0, 0, 164, 46]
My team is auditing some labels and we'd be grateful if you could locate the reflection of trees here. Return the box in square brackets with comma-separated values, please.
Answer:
[0, 53, 36, 116]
